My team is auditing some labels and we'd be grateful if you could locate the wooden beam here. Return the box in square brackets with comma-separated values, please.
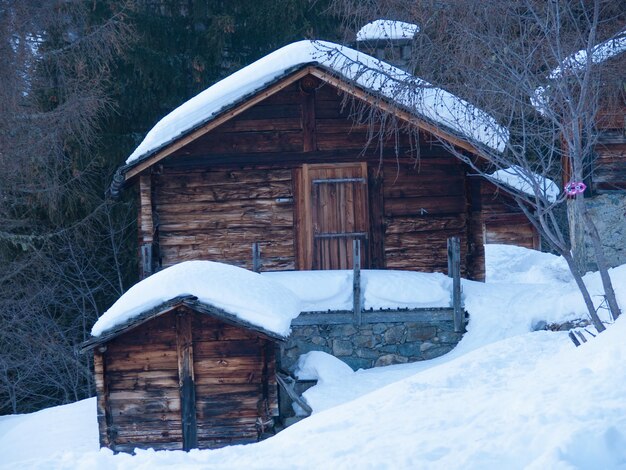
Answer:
[176, 310, 197, 451]
[138, 174, 154, 243]
[301, 86, 317, 152]
[139, 174, 155, 278]
[447, 236, 464, 333]
[252, 243, 261, 273]
[124, 67, 316, 181]
[93, 350, 112, 449]
[353, 239, 362, 325]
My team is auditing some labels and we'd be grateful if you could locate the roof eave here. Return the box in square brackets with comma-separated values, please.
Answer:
[80, 296, 287, 353]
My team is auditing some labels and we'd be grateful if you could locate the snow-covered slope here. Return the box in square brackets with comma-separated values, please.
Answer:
[1, 246, 625, 469]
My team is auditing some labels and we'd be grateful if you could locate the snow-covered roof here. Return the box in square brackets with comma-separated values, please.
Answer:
[550, 29, 626, 79]
[91, 261, 301, 338]
[125, 40, 507, 167]
[533, 30, 626, 114]
[356, 20, 419, 42]
[488, 166, 560, 202]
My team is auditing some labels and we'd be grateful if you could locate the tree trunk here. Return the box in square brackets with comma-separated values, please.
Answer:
[562, 251, 606, 332]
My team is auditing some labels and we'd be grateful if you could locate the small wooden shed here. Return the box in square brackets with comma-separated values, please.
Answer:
[81, 296, 283, 452]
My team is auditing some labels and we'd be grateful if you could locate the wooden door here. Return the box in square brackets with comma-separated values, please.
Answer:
[297, 163, 369, 270]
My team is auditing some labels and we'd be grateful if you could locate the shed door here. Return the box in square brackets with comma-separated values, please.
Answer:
[297, 163, 369, 270]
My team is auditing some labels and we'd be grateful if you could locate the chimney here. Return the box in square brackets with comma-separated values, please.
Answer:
[354, 19, 419, 72]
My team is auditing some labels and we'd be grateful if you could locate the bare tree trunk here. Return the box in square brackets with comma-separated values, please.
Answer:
[561, 251, 606, 332]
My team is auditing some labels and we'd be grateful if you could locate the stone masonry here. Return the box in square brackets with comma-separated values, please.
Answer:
[279, 311, 464, 371]
[569, 193, 626, 272]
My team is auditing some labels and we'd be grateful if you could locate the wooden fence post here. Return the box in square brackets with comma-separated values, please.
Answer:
[353, 239, 362, 325]
[252, 243, 261, 273]
[140, 243, 153, 279]
[447, 237, 464, 333]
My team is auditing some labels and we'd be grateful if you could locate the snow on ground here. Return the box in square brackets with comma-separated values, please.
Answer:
[92, 260, 301, 337]
[356, 19, 419, 41]
[125, 40, 506, 166]
[263, 269, 451, 311]
[2, 245, 626, 469]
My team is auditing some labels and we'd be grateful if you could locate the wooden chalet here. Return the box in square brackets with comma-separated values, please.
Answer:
[111, 40, 536, 282]
[81, 296, 283, 452]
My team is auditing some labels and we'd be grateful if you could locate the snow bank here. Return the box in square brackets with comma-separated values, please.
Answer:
[263, 269, 451, 311]
[362, 270, 450, 309]
[126, 40, 507, 166]
[356, 19, 419, 41]
[485, 244, 572, 284]
[0, 398, 97, 467]
[92, 261, 301, 337]
[262, 270, 353, 311]
[488, 165, 560, 202]
[295, 351, 354, 383]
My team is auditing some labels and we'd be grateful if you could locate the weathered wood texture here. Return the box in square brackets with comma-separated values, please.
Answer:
[153, 167, 296, 271]
[135, 76, 531, 279]
[381, 157, 472, 275]
[297, 162, 370, 270]
[476, 180, 540, 250]
[97, 308, 279, 452]
[561, 105, 626, 192]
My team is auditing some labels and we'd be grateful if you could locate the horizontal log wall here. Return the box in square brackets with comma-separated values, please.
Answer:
[593, 142, 626, 191]
[381, 157, 470, 275]
[191, 314, 278, 448]
[154, 167, 296, 271]
[104, 313, 182, 451]
[99, 309, 279, 451]
[477, 180, 539, 250]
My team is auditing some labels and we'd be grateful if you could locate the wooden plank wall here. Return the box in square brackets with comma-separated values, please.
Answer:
[138, 76, 534, 279]
[154, 167, 295, 271]
[191, 314, 278, 449]
[381, 156, 469, 274]
[104, 313, 182, 452]
[477, 180, 540, 250]
[99, 309, 278, 451]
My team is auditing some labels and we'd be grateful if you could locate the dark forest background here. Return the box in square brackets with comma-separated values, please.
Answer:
[0, 0, 343, 414]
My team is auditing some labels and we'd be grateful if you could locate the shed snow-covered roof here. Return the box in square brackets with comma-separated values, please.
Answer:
[91, 261, 301, 338]
[125, 40, 507, 169]
[356, 20, 419, 42]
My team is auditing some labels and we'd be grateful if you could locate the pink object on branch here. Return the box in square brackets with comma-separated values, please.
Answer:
[564, 181, 587, 196]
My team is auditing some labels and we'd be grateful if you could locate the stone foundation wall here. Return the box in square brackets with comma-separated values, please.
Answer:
[279, 309, 464, 371]
[585, 194, 626, 270]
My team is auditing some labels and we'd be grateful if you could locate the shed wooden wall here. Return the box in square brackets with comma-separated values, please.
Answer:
[94, 309, 278, 452]
[136, 75, 529, 280]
